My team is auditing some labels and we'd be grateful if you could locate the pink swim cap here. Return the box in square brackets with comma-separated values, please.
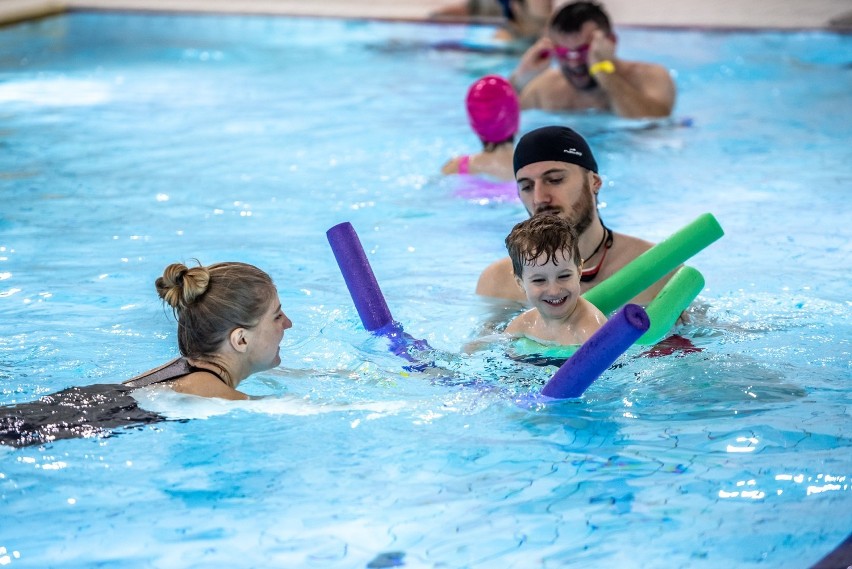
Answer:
[466, 75, 520, 144]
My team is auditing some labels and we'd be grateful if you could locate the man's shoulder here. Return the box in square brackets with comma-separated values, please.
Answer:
[520, 69, 576, 110]
[607, 230, 679, 304]
[477, 256, 513, 290]
[602, 230, 654, 277]
[620, 59, 673, 83]
[477, 256, 525, 301]
[612, 231, 654, 262]
[613, 230, 654, 251]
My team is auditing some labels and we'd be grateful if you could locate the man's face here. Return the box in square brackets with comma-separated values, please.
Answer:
[549, 21, 600, 90]
[516, 161, 598, 235]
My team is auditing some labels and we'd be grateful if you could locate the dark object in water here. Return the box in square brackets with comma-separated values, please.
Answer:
[639, 334, 703, 358]
[809, 532, 852, 569]
[0, 383, 165, 448]
[367, 551, 406, 568]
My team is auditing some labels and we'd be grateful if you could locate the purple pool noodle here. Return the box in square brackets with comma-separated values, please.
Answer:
[376, 321, 431, 364]
[327, 222, 394, 332]
[541, 304, 650, 399]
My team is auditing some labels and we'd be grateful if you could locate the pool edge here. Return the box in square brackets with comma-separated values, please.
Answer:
[0, 0, 64, 27]
[2, 0, 852, 31]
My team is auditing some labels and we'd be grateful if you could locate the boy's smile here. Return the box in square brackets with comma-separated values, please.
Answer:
[518, 248, 582, 321]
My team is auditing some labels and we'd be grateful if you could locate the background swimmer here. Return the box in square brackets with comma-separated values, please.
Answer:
[442, 74, 520, 181]
[504, 214, 606, 345]
[431, 0, 553, 46]
[509, 1, 675, 117]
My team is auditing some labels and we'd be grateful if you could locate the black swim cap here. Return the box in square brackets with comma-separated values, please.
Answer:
[513, 126, 598, 175]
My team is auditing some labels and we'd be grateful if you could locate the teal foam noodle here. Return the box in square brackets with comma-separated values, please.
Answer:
[582, 213, 723, 315]
[636, 266, 705, 346]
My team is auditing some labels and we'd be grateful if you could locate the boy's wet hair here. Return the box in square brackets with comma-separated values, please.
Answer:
[506, 214, 582, 278]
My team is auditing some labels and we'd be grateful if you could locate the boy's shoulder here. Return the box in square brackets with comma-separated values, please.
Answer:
[505, 306, 539, 335]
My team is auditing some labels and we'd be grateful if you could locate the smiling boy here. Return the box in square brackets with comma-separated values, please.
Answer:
[504, 213, 606, 345]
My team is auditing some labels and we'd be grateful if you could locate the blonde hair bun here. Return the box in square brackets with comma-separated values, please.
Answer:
[156, 262, 211, 311]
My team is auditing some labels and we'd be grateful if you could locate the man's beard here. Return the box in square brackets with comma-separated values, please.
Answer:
[560, 64, 599, 91]
[567, 177, 596, 234]
[532, 177, 596, 235]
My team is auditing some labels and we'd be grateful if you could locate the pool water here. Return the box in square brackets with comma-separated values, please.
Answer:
[1, 12, 850, 569]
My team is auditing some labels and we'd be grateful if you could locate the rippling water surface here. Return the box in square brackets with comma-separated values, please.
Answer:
[0, 13, 850, 569]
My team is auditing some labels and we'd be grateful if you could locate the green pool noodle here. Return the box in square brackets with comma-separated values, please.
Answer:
[582, 213, 723, 315]
[636, 266, 705, 345]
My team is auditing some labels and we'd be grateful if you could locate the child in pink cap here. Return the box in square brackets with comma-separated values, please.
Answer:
[442, 74, 520, 181]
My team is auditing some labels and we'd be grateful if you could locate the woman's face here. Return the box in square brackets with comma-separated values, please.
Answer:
[244, 293, 292, 374]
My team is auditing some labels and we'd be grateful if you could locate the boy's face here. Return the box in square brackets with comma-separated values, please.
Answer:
[517, 248, 582, 319]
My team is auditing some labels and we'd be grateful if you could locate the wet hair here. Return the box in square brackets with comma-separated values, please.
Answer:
[483, 135, 516, 152]
[549, 1, 612, 35]
[506, 214, 582, 279]
[156, 261, 276, 379]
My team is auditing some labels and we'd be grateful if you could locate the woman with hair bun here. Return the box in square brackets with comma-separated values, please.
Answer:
[124, 261, 292, 400]
[1, 261, 292, 447]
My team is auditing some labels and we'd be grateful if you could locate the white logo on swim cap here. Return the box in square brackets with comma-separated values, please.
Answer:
[564, 148, 583, 157]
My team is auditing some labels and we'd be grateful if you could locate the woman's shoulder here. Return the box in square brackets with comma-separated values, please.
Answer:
[123, 357, 191, 388]
[170, 372, 248, 400]
[124, 358, 247, 400]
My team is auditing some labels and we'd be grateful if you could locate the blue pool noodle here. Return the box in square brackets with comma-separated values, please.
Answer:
[541, 304, 650, 399]
[327, 222, 394, 332]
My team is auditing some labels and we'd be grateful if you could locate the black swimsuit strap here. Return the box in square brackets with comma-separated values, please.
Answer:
[189, 364, 228, 385]
[123, 357, 228, 388]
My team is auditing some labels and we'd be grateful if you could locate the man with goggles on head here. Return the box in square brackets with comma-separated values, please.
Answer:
[509, 1, 675, 118]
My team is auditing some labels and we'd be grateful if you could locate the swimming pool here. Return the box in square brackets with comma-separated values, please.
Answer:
[1, 11, 850, 568]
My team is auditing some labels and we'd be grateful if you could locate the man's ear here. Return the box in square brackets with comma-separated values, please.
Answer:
[590, 172, 603, 194]
[229, 327, 249, 353]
